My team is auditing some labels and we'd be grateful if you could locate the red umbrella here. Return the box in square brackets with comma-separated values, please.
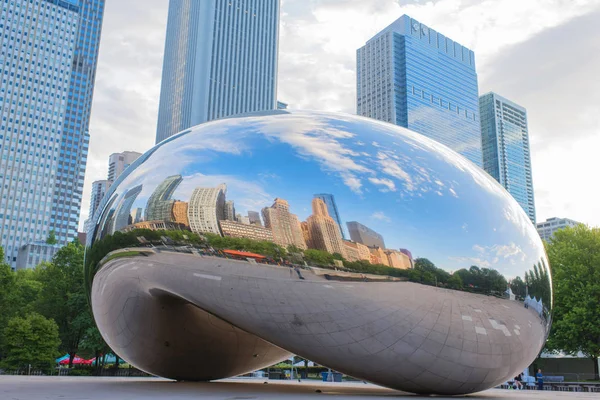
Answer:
[58, 356, 93, 365]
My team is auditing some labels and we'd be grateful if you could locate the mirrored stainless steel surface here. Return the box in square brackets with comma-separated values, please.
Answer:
[86, 110, 551, 395]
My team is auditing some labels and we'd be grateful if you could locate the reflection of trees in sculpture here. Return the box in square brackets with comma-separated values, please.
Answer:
[510, 276, 526, 299]
[454, 266, 508, 294]
[524, 260, 551, 305]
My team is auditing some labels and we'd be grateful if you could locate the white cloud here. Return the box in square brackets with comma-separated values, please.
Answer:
[368, 177, 397, 192]
[371, 211, 391, 222]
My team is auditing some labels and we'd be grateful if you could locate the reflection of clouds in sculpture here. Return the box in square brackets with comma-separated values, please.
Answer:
[173, 173, 273, 214]
[249, 113, 373, 194]
[371, 211, 391, 223]
[368, 177, 396, 192]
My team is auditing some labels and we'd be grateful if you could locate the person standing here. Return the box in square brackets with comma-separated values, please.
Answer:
[536, 369, 544, 390]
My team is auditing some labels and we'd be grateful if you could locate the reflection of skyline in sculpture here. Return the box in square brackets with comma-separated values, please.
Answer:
[113, 185, 143, 232]
[307, 198, 347, 258]
[188, 184, 226, 235]
[133, 208, 143, 224]
[347, 221, 386, 249]
[314, 193, 346, 240]
[224, 200, 236, 221]
[262, 198, 307, 250]
[343, 240, 371, 262]
[145, 175, 183, 222]
[124, 220, 187, 232]
[369, 246, 389, 266]
[170, 200, 189, 227]
[248, 211, 262, 226]
[386, 249, 411, 269]
[220, 219, 274, 242]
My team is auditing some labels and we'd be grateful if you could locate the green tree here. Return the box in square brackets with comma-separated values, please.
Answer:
[545, 224, 600, 378]
[35, 241, 92, 368]
[0, 313, 60, 371]
[510, 276, 526, 299]
[303, 249, 334, 266]
[46, 230, 58, 245]
[448, 274, 463, 290]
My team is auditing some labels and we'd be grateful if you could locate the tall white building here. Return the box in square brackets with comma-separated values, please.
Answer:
[108, 151, 141, 183]
[188, 184, 226, 235]
[155, 0, 281, 143]
[0, 1, 78, 268]
[536, 217, 581, 242]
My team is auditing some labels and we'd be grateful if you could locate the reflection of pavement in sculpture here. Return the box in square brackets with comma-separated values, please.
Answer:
[92, 251, 546, 395]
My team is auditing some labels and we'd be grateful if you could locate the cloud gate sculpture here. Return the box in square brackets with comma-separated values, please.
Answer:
[85, 110, 551, 395]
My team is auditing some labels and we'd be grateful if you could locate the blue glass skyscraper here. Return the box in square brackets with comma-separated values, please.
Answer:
[156, 0, 280, 143]
[314, 194, 346, 240]
[357, 15, 482, 167]
[480, 92, 536, 223]
[50, 0, 105, 245]
[0, 0, 104, 268]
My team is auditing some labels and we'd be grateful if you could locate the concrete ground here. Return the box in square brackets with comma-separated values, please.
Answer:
[0, 376, 597, 399]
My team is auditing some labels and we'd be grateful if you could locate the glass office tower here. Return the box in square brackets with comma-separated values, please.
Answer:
[156, 0, 280, 143]
[0, 0, 104, 268]
[314, 194, 346, 240]
[50, 0, 105, 244]
[480, 92, 536, 223]
[357, 15, 482, 167]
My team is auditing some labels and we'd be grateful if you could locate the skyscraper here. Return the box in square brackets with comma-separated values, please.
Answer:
[155, 0, 281, 143]
[108, 151, 142, 183]
[0, 0, 104, 268]
[347, 221, 385, 249]
[262, 198, 306, 250]
[480, 92, 536, 223]
[86, 180, 111, 231]
[187, 184, 226, 235]
[314, 194, 346, 239]
[357, 15, 482, 167]
[145, 175, 183, 222]
[50, 0, 106, 245]
[306, 198, 346, 258]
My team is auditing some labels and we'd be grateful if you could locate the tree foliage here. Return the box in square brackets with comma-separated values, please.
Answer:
[545, 224, 600, 378]
[0, 313, 60, 371]
[35, 241, 92, 368]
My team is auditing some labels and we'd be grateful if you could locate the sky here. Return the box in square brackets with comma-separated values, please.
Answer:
[81, 0, 600, 230]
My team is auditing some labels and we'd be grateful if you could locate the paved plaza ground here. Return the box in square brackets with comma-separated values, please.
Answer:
[0, 376, 598, 399]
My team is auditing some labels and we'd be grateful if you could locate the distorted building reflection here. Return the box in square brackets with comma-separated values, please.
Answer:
[220, 220, 274, 242]
[188, 184, 227, 236]
[145, 175, 182, 221]
[224, 200, 236, 221]
[247, 211, 262, 226]
[347, 221, 386, 249]
[262, 198, 307, 250]
[113, 185, 143, 232]
[170, 200, 189, 227]
[306, 198, 346, 258]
